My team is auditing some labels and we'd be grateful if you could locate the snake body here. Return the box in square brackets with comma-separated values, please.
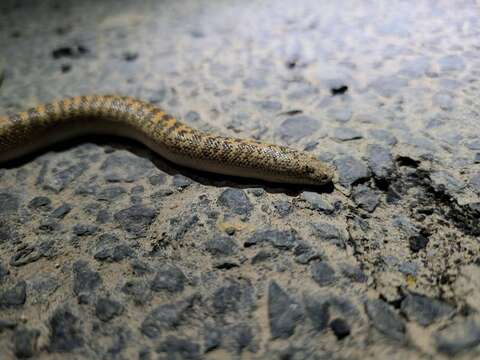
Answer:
[0, 95, 334, 185]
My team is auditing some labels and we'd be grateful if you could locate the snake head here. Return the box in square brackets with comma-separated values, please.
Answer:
[303, 158, 335, 185]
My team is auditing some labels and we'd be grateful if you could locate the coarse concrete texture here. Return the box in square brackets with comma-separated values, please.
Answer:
[0, 0, 480, 359]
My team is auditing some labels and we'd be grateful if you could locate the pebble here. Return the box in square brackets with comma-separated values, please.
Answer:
[156, 336, 200, 359]
[43, 163, 88, 193]
[435, 318, 480, 356]
[466, 140, 480, 151]
[48, 307, 84, 352]
[301, 191, 334, 213]
[245, 229, 298, 250]
[72, 261, 102, 296]
[101, 152, 154, 182]
[469, 173, 480, 193]
[51, 203, 72, 219]
[95, 298, 124, 322]
[277, 115, 320, 143]
[0, 192, 20, 214]
[352, 185, 381, 212]
[304, 296, 329, 331]
[217, 189, 253, 218]
[213, 280, 254, 315]
[0, 281, 26, 307]
[114, 205, 157, 237]
[332, 127, 363, 141]
[204, 326, 222, 352]
[150, 265, 187, 293]
[366, 144, 394, 179]
[364, 299, 406, 342]
[268, 281, 303, 339]
[311, 261, 336, 286]
[28, 196, 52, 211]
[204, 235, 238, 256]
[97, 186, 127, 201]
[172, 174, 192, 189]
[334, 156, 370, 187]
[430, 171, 465, 193]
[311, 222, 346, 247]
[401, 293, 454, 326]
[141, 299, 193, 338]
[328, 108, 353, 123]
[14, 327, 40, 358]
[272, 200, 293, 217]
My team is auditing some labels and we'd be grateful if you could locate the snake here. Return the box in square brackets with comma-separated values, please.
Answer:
[0, 95, 334, 185]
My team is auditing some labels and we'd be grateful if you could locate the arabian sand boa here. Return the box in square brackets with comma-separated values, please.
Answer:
[0, 95, 334, 185]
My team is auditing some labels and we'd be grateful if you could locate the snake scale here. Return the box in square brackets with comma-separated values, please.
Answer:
[0, 95, 334, 185]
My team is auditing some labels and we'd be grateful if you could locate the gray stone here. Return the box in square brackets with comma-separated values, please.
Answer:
[365, 299, 406, 342]
[293, 241, 320, 264]
[44, 163, 88, 193]
[268, 281, 303, 339]
[72, 224, 98, 236]
[95, 298, 124, 322]
[28, 196, 52, 211]
[334, 156, 370, 187]
[97, 186, 126, 201]
[433, 92, 454, 110]
[370, 75, 408, 97]
[332, 127, 363, 141]
[148, 173, 167, 186]
[466, 140, 480, 151]
[311, 222, 346, 247]
[328, 108, 353, 123]
[369, 129, 398, 146]
[352, 185, 381, 212]
[273, 200, 292, 217]
[474, 153, 480, 164]
[205, 235, 238, 256]
[51, 203, 72, 219]
[204, 326, 222, 352]
[151, 265, 186, 293]
[277, 115, 320, 143]
[101, 152, 154, 182]
[122, 280, 151, 305]
[305, 296, 330, 331]
[48, 307, 84, 352]
[114, 205, 157, 237]
[470, 173, 480, 193]
[14, 327, 40, 358]
[0, 261, 8, 282]
[0, 191, 19, 214]
[366, 144, 394, 179]
[156, 336, 200, 359]
[218, 189, 253, 217]
[430, 171, 465, 193]
[243, 77, 266, 89]
[435, 318, 480, 356]
[0, 281, 26, 307]
[256, 100, 282, 111]
[213, 280, 255, 315]
[245, 229, 298, 249]
[401, 293, 454, 326]
[301, 191, 334, 213]
[172, 174, 192, 189]
[438, 54, 466, 72]
[94, 242, 134, 262]
[141, 299, 192, 338]
[311, 261, 336, 286]
[72, 261, 101, 296]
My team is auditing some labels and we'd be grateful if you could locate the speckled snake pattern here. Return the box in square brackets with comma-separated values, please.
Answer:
[0, 95, 334, 185]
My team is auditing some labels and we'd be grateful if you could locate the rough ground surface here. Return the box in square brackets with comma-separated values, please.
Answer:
[0, 0, 480, 359]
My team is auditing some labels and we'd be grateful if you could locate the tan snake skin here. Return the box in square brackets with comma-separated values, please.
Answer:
[0, 95, 334, 185]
